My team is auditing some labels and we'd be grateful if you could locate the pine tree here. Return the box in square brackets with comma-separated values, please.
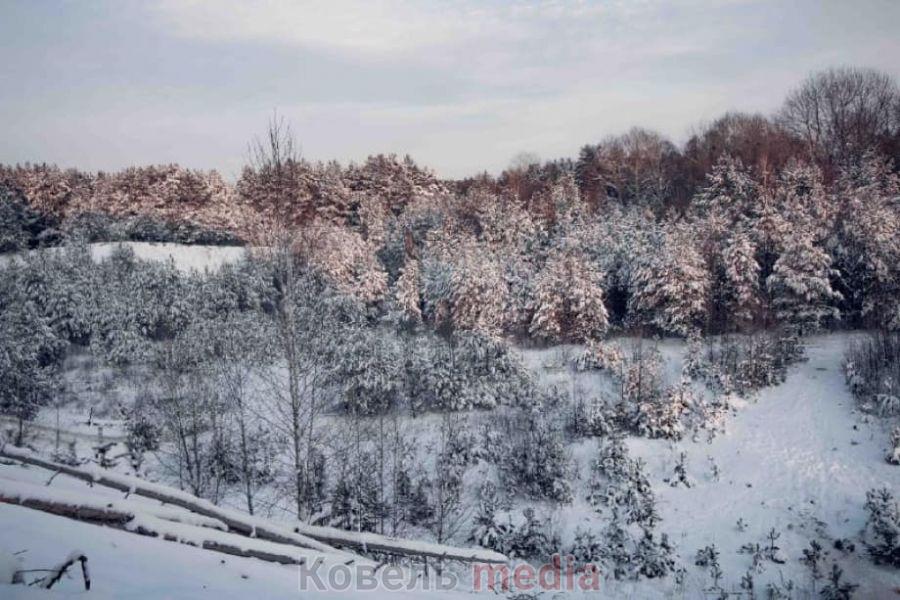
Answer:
[766, 232, 841, 333]
[449, 241, 508, 335]
[692, 155, 759, 223]
[394, 258, 422, 323]
[833, 153, 900, 328]
[629, 226, 710, 336]
[721, 231, 761, 329]
[0, 268, 64, 445]
[529, 248, 608, 342]
[469, 481, 513, 553]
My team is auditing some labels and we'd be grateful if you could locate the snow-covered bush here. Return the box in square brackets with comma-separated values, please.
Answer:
[633, 529, 676, 579]
[667, 451, 695, 488]
[616, 340, 695, 440]
[121, 401, 161, 472]
[407, 331, 535, 412]
[844, 332, 900, 417]
[695, 331, 804, 397]
[632, 380, 693, 441]
[508, 508, 560, 559]
[492, 401, 573, 503]
[888, 426, 900, 466]
[575, 339, 624, 372]
[569, 395, 616, 438]
[587, 437, 658, 528]
[862, 487, 900, 568]
[469, 481, 514, 554]
[567, 527, 604, 565]
[470, 503, 559, 560]
[338, 327, 404, 414]
[820, 564, 859, 600]
[571, 509, 674, 580]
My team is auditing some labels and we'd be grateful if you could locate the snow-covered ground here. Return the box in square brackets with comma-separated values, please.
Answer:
[1, 334, 898, 598]
[0, 242, 248, 273]
[627, 335, 898, 597]
[89, 242, 248, 272]
[0, 461, 486, 599]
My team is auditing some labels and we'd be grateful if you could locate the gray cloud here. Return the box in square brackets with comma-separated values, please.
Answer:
[1, 0, 898, 178]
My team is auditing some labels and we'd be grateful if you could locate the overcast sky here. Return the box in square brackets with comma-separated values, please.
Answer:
[1, 0, 898, 179]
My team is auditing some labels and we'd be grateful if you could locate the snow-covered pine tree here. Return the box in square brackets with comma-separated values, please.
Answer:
[633, 379, 692, 441]
[766, 232, 841, 333]
[862, 487, 900, 567]
[499, 400, 573, 503]
[628, 225, 710, 336]
[312, 222, 388, 304]
[773, 160, 834, 239]
[338, 327, 404, 414]
[449, 241, 508, 336]
[469, 481, 513, 554]
[721, 230, 762, 330]
[833, 153, 900, 329]
[0, 294, 64, 446]
[393, 258, 422, 323]
[529, 248, 608, 342]
[692, 155, 759, 223]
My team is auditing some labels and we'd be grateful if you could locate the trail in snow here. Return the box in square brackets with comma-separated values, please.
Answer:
[629, 334, 898, 597]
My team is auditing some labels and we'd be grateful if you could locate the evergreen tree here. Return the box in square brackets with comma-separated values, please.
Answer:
[629, 226, 710, 336]
[721, 231, 762, 329]
[766, 232, 841, 332]
[0, 299, 63, 446]
[529, 248, 609, 342]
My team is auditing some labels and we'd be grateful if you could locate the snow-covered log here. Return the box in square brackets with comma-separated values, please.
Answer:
[0, 475, 227, 530]
[0, 478, 352, 569]
[0, 446, 508, 564]
[0, 445, 340, 554]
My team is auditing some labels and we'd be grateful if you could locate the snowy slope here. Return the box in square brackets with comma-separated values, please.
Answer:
[2, 334, 897, 598]
[0, 467, 483, 599]
[627, 335, 898, 597]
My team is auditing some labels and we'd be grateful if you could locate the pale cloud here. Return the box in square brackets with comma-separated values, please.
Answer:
[150, 0, 507, 56]
[1, 0, 898, 178]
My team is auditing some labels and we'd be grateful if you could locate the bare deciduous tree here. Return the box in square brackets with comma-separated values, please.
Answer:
[779, 67, 899, 173]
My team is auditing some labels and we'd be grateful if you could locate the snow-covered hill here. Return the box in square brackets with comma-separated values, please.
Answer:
[626, 335, 898, 597]
[2, 334, 897, 598]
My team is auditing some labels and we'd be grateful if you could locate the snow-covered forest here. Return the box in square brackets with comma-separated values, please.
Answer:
[2, 66, 899, 598]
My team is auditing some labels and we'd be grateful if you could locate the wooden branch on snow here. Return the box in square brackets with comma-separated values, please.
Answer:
[39, 553, 90, 591]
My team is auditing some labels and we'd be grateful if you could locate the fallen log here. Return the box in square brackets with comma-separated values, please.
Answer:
[0, 445, 508, 564]
[0, 481, 332, 568]
[0, 445, 340, 555]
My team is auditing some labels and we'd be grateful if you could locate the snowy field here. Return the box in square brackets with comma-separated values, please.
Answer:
[0, 242, 248, 273]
